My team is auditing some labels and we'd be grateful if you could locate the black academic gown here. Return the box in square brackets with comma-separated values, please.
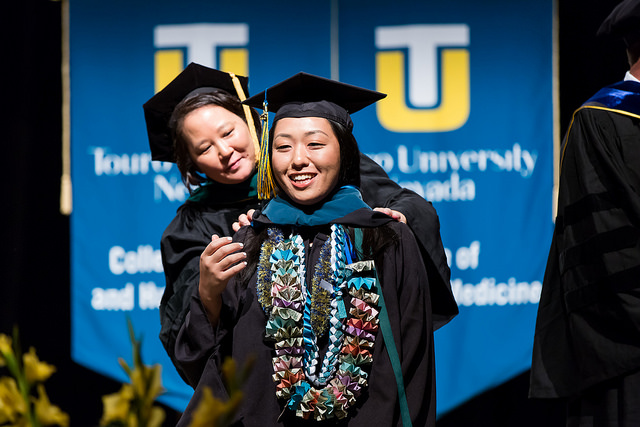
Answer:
[175, 207, 436, 426]
[530, 80, 640, 401]
[159, 175, 261, 383]
[160, 154, 457, 382]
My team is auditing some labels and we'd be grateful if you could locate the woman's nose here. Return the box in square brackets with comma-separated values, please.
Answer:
[217, 140, 233, 159]
[291, 145, 309, 168]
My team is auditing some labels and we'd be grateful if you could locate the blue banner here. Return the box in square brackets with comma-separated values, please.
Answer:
[70, 0, 554, 415]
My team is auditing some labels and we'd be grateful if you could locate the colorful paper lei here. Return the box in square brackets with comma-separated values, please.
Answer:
[256, 225, 381, 421]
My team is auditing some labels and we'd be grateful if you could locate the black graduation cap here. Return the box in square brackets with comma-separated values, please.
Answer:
[243, 72, 385, 200]
[243, 72, 385, 131]
[143, 62, 250, 162]
[597, 0, 640, 47]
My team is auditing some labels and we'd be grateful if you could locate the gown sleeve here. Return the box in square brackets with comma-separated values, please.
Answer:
[358, 152, 458, 329]
[173, 226, 251, 388]
[159, 203, 235, 381]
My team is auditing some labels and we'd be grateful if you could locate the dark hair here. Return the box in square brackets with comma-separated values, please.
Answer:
[329, 120, 361, 189]
[168, 89, 262, 190]
[267, 117, 361, 197]
[628, 40, 640, 67]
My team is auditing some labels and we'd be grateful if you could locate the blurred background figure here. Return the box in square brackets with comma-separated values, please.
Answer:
[530, 1, 640, 426]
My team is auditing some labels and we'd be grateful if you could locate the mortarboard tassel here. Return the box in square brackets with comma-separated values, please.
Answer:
[257, 95, 276, 200]
[229, 73, 261, 165]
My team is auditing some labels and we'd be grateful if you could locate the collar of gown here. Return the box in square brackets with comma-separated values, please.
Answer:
[258, 186, 391, 228]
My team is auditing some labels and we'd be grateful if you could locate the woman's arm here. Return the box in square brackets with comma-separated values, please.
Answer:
[173, 226, 250, 388]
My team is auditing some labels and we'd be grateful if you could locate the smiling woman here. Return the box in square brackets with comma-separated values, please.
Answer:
[172, 72, 456, 426]
[163, 81, 261, 189]
[181, 104, 256, 185]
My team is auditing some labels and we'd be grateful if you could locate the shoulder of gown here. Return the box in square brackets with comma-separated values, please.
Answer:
[358, 152, 458, 329]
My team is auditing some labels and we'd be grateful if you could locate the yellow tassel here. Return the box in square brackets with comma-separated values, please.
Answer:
[257, 100, 276, 200]
[229, 73, 261, 165]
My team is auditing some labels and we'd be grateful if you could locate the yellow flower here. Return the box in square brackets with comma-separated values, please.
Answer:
[147, 406, 166, 427]
[187, 357, 253, 427]
[100, 384, 133, 426]
[145, 365, 164, 402]
[23, 347, 56, 384]
[0, 334, 12, 355]
[0, 334, 13, 367]
[132, 365, 165, 427]
[100, 381, 166, 427]
[189, 387, 243, 427]
[33, 384, 69, 427]
[189, 387, 231, 427]
[102, 320, 167, 427]
[127, 363, 164, 404]
[0, 377, 27, 424]
[3, 418, 30, 427]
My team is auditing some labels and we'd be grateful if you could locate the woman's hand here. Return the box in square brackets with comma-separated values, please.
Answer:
[232, 209, 256, 232]
[373, 207, 407, 224]
[198, 234, 247, 326]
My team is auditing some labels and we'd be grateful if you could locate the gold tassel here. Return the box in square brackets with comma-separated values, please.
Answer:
[229, 73, 261, 165]
[257, 99, 275, 200]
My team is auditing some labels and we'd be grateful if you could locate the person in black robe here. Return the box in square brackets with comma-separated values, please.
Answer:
[529, 1, 640, 425]
[173, 72, 445, 426]
[143, 64, 458, 383]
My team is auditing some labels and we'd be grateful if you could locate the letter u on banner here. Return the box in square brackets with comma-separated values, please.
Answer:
[375, 24, 470, 133]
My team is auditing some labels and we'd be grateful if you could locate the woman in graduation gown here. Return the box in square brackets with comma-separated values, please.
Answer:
[143, 63, 457, 383]
[174, 73, 440, 426]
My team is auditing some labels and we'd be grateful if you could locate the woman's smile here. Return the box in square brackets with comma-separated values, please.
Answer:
[289, 173, 317, 186]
